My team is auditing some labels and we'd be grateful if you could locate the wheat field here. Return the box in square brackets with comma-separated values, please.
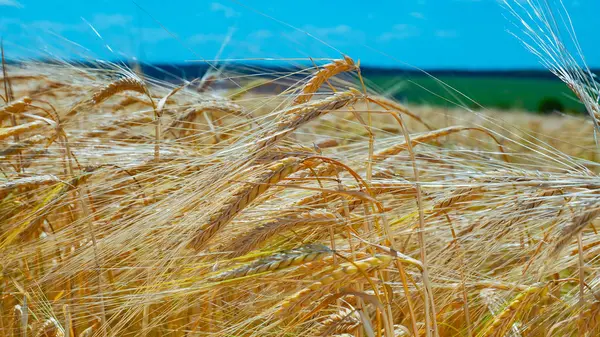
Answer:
[2, 2, 600, 337]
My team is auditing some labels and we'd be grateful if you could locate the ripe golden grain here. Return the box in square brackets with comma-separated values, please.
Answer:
[0, 120, 47, 140]
[294, 56, 356, 105]
[191, 157, 303, 251]
[35, 318, 64, 337]
[210, 244, 331, 282]
[277, 254, 394, 315]
[479, 285, 546, 337]
[255, 89, 362, 150]
[317, 307, 362, 335]
[551, 207, 600, 258]
[91, 76, 147, 105]
[0, 174, 60, 198]
[0, 96, 32, 117]
[226, 210, 337, 257]
[432, 186, 484, 213]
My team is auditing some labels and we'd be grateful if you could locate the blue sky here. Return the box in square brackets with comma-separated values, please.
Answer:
[0, 0, 597, 69]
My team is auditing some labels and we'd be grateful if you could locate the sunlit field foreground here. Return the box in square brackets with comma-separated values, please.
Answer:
[1, 56, 599, 337]
[3, 4, 600, 337]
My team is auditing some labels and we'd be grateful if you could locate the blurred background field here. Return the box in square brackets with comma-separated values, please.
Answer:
[368, 72, 582, 113]
[109, 62, 586, 114]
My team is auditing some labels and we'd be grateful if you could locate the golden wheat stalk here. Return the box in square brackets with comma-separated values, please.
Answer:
[276, 254, 393, 315]
[255, 88, 362, 150]
[91, 76, 147, 105]
[479, 285, 546, 337]
[0, 96, 32, 117]
[0, 175, 60, 198]
[432, 186, 484, 213]
[35, 318, 64, 337]
[225, 210, 337, 257]
[317, 307, 362, 335]
[209, 244, 331, 282]
[294, 56, 356, 105]
[191, 157, 303, 251]
[550, 207, 600, 258]
[0, 120, 47, 140]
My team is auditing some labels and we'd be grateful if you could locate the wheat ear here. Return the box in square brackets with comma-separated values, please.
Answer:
[115, 95, 153, 109]
[294, 56, 356, 105]
[79, 326, 94, 337]
[0, 96, 32, 117]
[317, 308, 362, 335]
[225, 210, 337, 257]
[304, 126, 495, 179]
[209, 244, 331, 282]
[0, 175, 60, 198]
[185, 100, 246, 118]
[550, 207, 600, 258]
[277, 254, 394, 315]
[432, 186, 484, 214]
[457, 188, 561, 240]
[166, 100, 247, 134]
[35, 318, 64, 337]
[479, 285, 545, 337]
[255, 88, 361, 151]
[91, 76, 147, 105]
[0, 121, 46, 141]
[228, 183, 414, 257]
[191, 157, 303, 251]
